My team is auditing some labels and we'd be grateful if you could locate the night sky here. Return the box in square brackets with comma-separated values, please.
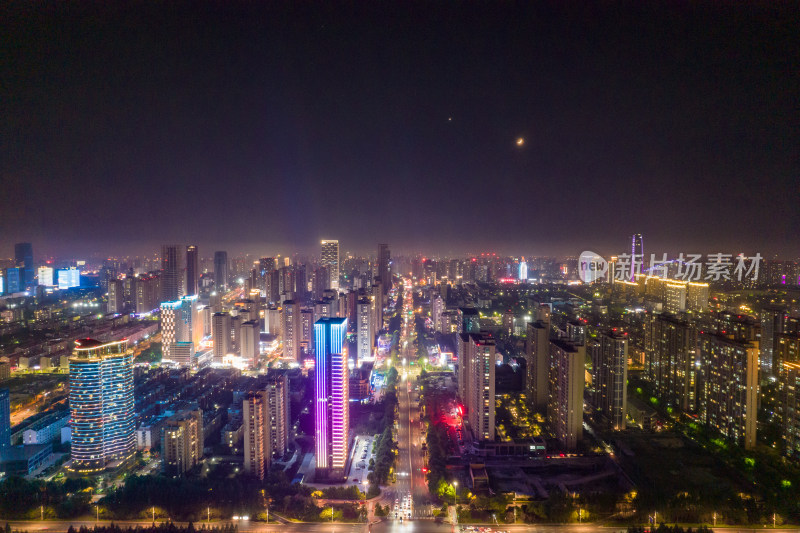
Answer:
[2, 2, 798, 258]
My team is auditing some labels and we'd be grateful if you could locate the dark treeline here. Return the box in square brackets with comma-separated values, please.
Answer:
[629, 526, 713, 533]
[6, 525, 237, 533]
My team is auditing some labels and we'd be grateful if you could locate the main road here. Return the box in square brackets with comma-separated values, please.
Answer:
[8, 520, 800, 533]
[390, 278, 430, 520]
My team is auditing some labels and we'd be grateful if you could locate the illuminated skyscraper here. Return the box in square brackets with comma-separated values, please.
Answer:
[14, 242, 33, 289]
[57, 268, 80, 290]
[186, 245, 199, 297]
[69, 338, 135, 473]
[519, 259, 528, 281]
[0, 388, 10, 450]
[314, 317, 348, 480]
[161, 244, 185, 302]
[37, 266, 54, 287]
[161, 296, 203, 365]
[160, 300, 186, 361]
[320, 240, 339, 291]
[214, 251, 229, 291]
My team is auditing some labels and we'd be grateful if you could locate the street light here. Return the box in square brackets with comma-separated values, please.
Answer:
[453, 481, 458, 525]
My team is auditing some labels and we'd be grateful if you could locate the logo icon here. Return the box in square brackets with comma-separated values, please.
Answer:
[579, 251, 608, 283]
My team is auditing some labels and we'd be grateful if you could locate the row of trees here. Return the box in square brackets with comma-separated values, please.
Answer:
[65, 526, 238, 533]
[366, 366, 399, 490]
[0, 476, 94, 519]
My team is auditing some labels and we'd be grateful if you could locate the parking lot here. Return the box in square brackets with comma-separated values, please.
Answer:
[345, 434, 376, 486]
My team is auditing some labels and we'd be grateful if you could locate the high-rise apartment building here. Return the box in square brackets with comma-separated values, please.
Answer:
[161, 409, 203, 475]
[686, 281, 709, 312]
[781, 360, 800, 458]
[241, 320, 260, 367]
[135, 274, 161, 314]
[525, 305, 551, 411]
[663, 281, 687, 314]
[161, 244, 185, 302]
[320, 240, 340, 291]
[461, 333, 496, 441]
[108, 279, 124, 313]
[282, 300, 301, 363]
[314, 317, 349, 480]
[243, 390, 270, 480]
[548, 339, 585, 450]
[69, 338, 135, 473]
[212, 312, 232, 362]
[591, 330, 628, 430]
[697, 333, 759, 449]
[357, 297, 373, 363]
[214, 251, 229, 291]
[644, 313, 698, 412]
[186, 245, 199, 297]
[265, 373, 290, 458]
[761, 305, 787, 377]
[377, 243, 391, 294]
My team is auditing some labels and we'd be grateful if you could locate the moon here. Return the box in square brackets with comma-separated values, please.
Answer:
[516, 137, 525, 147]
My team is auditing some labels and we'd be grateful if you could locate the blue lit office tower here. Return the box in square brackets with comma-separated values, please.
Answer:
[4, 267, 23, 294]
[314, 317, 349, 480]
[214, 251, 229, 291]
[14, 242, 34, 289]
[69, 338, 135, 473]
[0, 388, 10, 450]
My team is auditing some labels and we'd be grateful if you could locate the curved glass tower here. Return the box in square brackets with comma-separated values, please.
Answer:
[69, 338, 135, 473]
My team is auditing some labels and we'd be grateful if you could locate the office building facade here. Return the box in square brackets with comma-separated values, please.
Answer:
[314, 317, 348, 480]
[69, 338, 135, 473]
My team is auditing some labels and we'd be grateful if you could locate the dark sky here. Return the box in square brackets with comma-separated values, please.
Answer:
[2, 2, 798, 258]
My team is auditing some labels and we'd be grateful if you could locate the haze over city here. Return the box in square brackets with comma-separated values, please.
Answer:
[2, 3, 798, 257]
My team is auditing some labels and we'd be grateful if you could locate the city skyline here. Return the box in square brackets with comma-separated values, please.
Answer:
[2, 3, 798, 256]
